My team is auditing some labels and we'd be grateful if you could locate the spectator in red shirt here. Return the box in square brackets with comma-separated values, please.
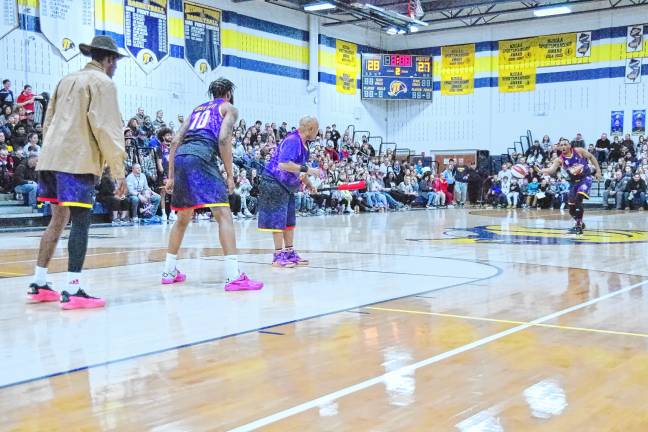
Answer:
[433, 173, 453, 204]
[324, 141, 339, 161]
[16, 85, 40, 113]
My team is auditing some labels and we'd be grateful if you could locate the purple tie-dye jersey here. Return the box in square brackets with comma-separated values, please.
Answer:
[561, 149, 591, 180]
[177, 99, 225, 162]
[265, 131, 309, 192]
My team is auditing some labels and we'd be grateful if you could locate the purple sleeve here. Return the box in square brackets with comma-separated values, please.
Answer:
[277, 136, 301, 164]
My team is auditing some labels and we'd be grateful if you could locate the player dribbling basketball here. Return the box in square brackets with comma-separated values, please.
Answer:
[542, 138, 601, 234]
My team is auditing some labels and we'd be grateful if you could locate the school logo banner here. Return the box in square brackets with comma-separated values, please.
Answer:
[626, 24, 644, 53]
[184, 1, 221, 80]
[441, 44, 475, 95]
[625, 58, 642, 84]
[336, 39, 358, 95]
[124, 0, 169, 73]
[39, 0, 94, 61]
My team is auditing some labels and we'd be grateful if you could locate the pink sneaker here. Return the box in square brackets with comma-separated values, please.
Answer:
[161, 268, 187, 285]
[225, 273, 264, 291]
[286, 250, 309, 266]
[272, 251, 296, 268]
[60, 289, 106, 310]
[27, 283, 60, 302]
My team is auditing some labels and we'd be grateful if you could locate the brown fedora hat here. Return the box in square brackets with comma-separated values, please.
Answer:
[79, 35, 127, 59]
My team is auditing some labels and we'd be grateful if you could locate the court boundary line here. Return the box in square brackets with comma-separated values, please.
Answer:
[227, 278, 648, 432]
[0, 258, 502, 390]
[366, 306, 648, 339]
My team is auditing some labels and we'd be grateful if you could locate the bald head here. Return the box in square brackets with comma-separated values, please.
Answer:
[298, 116, 319, 141]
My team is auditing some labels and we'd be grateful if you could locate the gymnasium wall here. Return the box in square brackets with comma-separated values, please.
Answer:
[0, 0, 386, 133]
[383, 8, 648, 155]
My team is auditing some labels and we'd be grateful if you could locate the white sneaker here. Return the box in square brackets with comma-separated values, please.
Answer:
[132, 217, 139, 224]
[169, 212, 177, 221]
[243, 209, 253, 217]
[161, 213, 167, 221]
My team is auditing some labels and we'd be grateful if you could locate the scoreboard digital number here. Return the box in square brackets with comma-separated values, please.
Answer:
[361, 54, 433, 100]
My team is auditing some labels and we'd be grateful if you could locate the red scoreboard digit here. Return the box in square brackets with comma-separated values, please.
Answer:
[382, 54, 413, 68]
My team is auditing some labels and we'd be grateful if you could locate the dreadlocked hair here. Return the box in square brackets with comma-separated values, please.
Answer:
[209, 78, 235, 99]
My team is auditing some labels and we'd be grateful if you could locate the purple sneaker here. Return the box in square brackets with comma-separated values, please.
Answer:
[286, 250, 309, 266]
[272, 251, 296, 268]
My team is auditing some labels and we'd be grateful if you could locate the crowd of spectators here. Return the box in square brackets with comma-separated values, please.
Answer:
[2, 76, 647, 224]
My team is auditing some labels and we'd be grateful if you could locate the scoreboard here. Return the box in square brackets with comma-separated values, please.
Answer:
[361, 54, 433, 100]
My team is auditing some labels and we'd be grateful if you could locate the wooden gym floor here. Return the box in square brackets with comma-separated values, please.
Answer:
[1, 208, 648, 431]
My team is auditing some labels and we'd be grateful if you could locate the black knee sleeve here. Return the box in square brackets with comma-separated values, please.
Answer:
[68, 207, 91, 273]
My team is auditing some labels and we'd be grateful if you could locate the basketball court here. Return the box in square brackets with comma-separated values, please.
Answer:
[2, 209, 648, 430]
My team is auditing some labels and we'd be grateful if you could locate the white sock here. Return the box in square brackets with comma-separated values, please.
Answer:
[33, 266, 48, 286]
[164, 253, 177, 273]
[67, 272, 82, 290]
[224, 255, 240, 282]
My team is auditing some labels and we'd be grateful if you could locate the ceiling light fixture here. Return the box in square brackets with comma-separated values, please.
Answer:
[304, 2, 336, 12]
[533, 6, 571, 17]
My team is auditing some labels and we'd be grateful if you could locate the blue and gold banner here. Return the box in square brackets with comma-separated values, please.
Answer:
[124, 0, 168, 73]
[40, 0, 94, 61]
[18, 0, 39, 32]
[1, 0, 18, 38]
[632, 110, 645, 135]
[611, 110, 624, 136]
[184, 1, 221, 80]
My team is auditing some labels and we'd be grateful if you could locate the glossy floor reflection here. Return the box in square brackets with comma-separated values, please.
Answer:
[1, 208, 648, 430]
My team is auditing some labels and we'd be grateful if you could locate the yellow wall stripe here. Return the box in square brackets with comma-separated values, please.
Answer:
[222, 29, 308, 64]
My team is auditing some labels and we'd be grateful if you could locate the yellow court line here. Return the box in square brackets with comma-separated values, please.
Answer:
[0, 271, 28, 276]
[365, 306, 648, 339]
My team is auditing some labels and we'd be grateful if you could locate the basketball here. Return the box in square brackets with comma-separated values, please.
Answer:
[511, 164, 528, 178]
[568, 163, 584, 177]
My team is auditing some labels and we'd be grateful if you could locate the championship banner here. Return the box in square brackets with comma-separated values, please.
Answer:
[498, 37, 536, 67]
[184, 1, 221, 80]
[499, 66, 536, 93]
[632, 110, 645, 135]
[1, 0, 18, 39]
[335, 39, 357, 95]
[441, 44, 475, 95]
[611, 110, 624, 136]
[40, 0, 94, 61]
[625, 58, 641, 84]
[627, 24, 644, 53]
[537, 33, 579, 67]
[124, 0, 168, 73]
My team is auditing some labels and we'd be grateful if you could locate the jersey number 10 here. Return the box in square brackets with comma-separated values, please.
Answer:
[189, 110, 211, 130]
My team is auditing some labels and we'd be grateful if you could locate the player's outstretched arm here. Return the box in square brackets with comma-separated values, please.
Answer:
[541, 158, 562, 177]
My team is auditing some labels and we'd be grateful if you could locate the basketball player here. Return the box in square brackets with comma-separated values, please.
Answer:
[542, 138, 601, 234]
[162, 78, 263, 291]
[28, 36, 126, 309]
[257, 116, 320, 267]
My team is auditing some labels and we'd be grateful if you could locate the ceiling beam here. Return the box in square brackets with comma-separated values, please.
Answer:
[415, 2, 643, 33]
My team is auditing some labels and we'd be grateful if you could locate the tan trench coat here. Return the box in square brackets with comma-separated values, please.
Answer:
[37, 61, 125, 179]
